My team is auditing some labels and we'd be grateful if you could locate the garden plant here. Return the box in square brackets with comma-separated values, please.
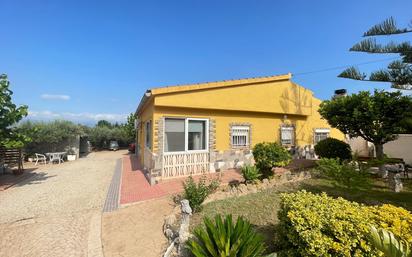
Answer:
[187, 214, 267, 257]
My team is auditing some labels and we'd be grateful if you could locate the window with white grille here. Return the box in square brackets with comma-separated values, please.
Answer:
[280, 126, 294, 146]
[314, 129, 330, 144]
[231, 126, 250, 147]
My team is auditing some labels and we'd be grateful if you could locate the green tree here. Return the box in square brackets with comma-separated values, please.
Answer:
[338, 17, 412, 90]
[123, 113, 136, 143]
[0, 74, 29, 148]
[319, 90, 412, 160]
[96, 120, 112, 128]
[18, 120, 86, 154]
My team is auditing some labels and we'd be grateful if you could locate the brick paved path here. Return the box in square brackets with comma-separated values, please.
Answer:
[120, 155, 243, 205]
[0, 150, 125, 257]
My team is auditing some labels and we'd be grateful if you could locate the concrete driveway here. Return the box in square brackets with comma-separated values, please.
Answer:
[0, 150, 126, 257]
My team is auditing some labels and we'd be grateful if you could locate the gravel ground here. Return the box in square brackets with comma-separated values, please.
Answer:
[0, 150, 125, 257]
[102, 197, 174, 257]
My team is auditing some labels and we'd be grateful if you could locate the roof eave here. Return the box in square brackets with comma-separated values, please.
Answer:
[135, 90, 152, 117]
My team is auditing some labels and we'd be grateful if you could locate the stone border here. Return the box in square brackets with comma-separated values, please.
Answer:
[102, 158, 122, 212]
[161, 169, 312, 255]
[204, 169, 311, 204]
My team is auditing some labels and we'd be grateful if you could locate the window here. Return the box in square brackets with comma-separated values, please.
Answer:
[164, 118, 208, 153]
[314, 129, 330, 144]
[231, 125, 250, 147]
[280, 126, 294, 146]
[188, 120, 206, 150]
[164, 118, 185, 152]
[145, 120, 152, 149]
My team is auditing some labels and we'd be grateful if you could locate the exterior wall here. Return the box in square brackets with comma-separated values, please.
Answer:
[153, 106, 343, 152]
[154, 81, 313, 116]
[348, 135, 412, 165]
[137, 98, 155, 167]
[152, 105, 343, 173]
[385, 134, 412, 165]
[295, 98, 343, 145]
[347, 136, 373, 157]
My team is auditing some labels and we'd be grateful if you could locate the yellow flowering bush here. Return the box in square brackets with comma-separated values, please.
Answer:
[278, 191, 412, 257]
[368, 204, 412, 244]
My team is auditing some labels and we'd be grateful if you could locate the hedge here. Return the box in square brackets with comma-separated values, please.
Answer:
[314, 138, 352, 161]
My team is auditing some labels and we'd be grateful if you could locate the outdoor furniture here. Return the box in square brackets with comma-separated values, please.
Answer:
[46, 152, 66, 164]
[34, 153, 47, 165]
[0, 148, 24, 175]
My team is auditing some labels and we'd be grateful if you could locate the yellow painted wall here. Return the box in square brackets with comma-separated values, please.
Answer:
[154, 81, 313, 116]
[153, 105, 344, 153]
[138, 80, 344, 156]
[137, 98, 154, 163]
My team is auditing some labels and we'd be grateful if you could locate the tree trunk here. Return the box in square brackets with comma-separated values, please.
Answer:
[375, 144, 387, 178]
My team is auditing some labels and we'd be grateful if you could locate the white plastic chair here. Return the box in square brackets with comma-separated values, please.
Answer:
[35, 153, 47, 165]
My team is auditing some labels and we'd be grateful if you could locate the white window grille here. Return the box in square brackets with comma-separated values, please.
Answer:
[231, 126, 250, 147]
[314, 128, 330, 144]
[145, 120, 152, 149]
[280, 126, 294, 146]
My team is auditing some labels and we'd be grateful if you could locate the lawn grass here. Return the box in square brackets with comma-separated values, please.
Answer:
[191, 176, 412, 253]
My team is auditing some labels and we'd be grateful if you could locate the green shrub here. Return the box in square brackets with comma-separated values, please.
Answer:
[315, 158, 371, 190]
[277, 190, 412, 257]
[241, 165, 262, 183]
[187, 214, 266, 257]
[183, 176, 219, 212]
[314, 138, 352, 161]
[252, 142, 291, 178]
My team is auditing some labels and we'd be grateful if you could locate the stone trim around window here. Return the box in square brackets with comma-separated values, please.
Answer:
[229, 123, 252, 150]
[280, 123, 296, 147]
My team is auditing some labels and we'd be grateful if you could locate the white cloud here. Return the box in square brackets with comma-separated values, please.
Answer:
[387, 88, 412, 96]
[41, 94, 71, 100]
[27, 110, 127, 124]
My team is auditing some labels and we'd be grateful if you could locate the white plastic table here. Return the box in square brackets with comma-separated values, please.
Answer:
[45, 152, 66, 164]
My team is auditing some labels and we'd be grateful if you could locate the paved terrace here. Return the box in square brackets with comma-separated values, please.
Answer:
[120, 154, 243, 205]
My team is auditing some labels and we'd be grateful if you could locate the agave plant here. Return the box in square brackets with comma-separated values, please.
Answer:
[186, 214, 266, 257]
[241, 165, 262, 183]
[369, 226, 411, 257]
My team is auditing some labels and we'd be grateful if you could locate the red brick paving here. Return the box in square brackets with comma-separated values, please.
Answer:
[120, 155, 243, 205]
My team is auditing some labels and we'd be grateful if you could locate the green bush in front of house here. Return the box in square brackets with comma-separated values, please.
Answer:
[315, 158, 371, 190]
[314, 138, 352, 161]
[183, 175, 220, 213]
[252, 142, 291, 178]
[277, 190, 412, 257]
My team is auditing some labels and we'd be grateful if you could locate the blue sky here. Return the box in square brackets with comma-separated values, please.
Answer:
[1, 0, 411, 125]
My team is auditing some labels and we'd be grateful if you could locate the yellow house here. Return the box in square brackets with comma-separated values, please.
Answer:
[135, 73, 344, 184]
